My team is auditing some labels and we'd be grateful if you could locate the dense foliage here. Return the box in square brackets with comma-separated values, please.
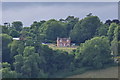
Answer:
[74, 36, 113, 69]
[0, 15, 119, 78]
[70, 16, 101, 43]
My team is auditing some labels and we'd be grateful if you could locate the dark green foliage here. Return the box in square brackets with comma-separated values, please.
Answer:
[111, 25, 120, 56]
[1, 34, 12, 62]
[75, 36, 113, 69]
[30, 21, 45, 30]
[96, 24, 109, 36]
[105, 19, 112, 25]
[8, 40, 19, 62]
[17, 41, 25, 54]
[13, 46, 48, 78]
[12, 21, 23, 31]
[51, 50, 74, 72]
[1, 62, 18, 78]
[9, 29, 20, 37]
[14, 54, 23, 73]
[70, 16, 101, 43]
[39, 19, 67, 41]
[0, 25, 9, 34]
[105, 19, 120, 25]
[1, 15, 117, 78]
[8, 40, 25, 63]
[107, 23, 118, 41]
[65, 16, 79, 36]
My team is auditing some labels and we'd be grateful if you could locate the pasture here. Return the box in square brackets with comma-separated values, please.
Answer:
[44, 43, 78, 53]
[68, 66, 119, 78]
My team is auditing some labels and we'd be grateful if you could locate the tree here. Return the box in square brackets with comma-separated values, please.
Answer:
[25, 37, 35, 46]
[8, 40, 20, 63]
[9, 29, 20, 37]
[15, 46, 47, 78]
[111, 25, 120, 56]
[75, 36, 113, 69]
[39, 19, 67, 41]
[14, 54, 24, 74]
[105, 19, 112, 25]
[65, 16, 79, 36]
[107, 23, 118, 41]
[70, 16, 101, 43]
[51, 50, 74, 73]
[12, 21, 23, 31]
[105, 19, 120, 26]
[96, 23, 109, 36]
[0, 25, 9, 34]
[30, 21, 45, 30]
[0, 62, 17, 78]
[112, 19, 120, 24]
[17, 41, 25, 54]
[0, 34, 12, 62]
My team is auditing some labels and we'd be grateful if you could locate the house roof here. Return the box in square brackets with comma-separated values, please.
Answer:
[57, 38, 70, 41]
[13, 38, 20, 40]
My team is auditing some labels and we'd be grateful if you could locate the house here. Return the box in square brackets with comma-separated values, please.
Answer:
[57, 37, 71, 47]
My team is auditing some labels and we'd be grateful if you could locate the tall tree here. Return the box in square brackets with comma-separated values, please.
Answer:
[111, 25, 120, 56]
[65, 16, 79, 36]
[14, 46, 47, 78]
[9, 29, 20, 37]
[96, 23, 109, 36]
[70, 16, 101, 43]
[107, 23, 118, 41]
[0, 34, 12, 62]
[0, 25, 9, 34]
[14, 54, 24, 74]
[1, 62, 18, 78]
[39, 19, 67, 41]
[75, 36, 113, 69]
[12, 21, 23, 31]
[8, 40, 22, 63]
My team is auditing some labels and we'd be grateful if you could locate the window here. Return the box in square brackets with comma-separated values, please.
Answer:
[67, 39, 69, 42]
[60, 39, 62, 42]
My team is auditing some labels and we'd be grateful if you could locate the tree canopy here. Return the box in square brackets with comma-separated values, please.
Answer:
[1, 15, 119, 78]
[75, 36, 113, 69]
[70, 16, 101, 43]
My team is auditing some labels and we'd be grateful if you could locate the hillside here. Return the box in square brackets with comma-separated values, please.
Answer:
[68, 66, 119, 78]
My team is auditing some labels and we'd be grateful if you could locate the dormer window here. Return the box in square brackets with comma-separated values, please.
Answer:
[67, 39, 69, 42]
[60, 39, 62, 42]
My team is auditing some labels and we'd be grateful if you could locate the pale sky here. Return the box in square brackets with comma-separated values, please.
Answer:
[2, 2, 118, 27]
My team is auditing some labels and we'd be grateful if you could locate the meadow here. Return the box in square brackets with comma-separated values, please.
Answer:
[44, 43, 79, 53]
[68, 66, 119, 78]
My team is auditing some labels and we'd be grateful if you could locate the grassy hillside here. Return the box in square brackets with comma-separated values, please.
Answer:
[44, 43, 78, 53]
[68, 66, 119, 78]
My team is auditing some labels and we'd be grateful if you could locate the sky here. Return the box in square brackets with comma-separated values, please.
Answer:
[2, 2, 118, 27]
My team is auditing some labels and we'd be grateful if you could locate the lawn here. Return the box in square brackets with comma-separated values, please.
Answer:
[44, 43, 78, 53]
[68, 66, 119, 78]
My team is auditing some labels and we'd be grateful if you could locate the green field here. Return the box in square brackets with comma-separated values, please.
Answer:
[45, 43, 78, 53]
[68, 66, 119, 78]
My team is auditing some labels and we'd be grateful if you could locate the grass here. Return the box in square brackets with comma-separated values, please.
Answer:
[50, 67, 91, 78]
[50, 65, 118, 78]
[51, 47, 77, 53]
[68, 66, 119, 78]
[44, 43, 78, 53]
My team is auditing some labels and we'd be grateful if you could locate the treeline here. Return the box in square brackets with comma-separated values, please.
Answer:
[0, 15, 120, 78]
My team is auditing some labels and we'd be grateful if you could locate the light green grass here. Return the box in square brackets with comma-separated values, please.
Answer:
[51, 47, 77, 53]
[68, 66, 118, 78]
[45, 43, 78, 53]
